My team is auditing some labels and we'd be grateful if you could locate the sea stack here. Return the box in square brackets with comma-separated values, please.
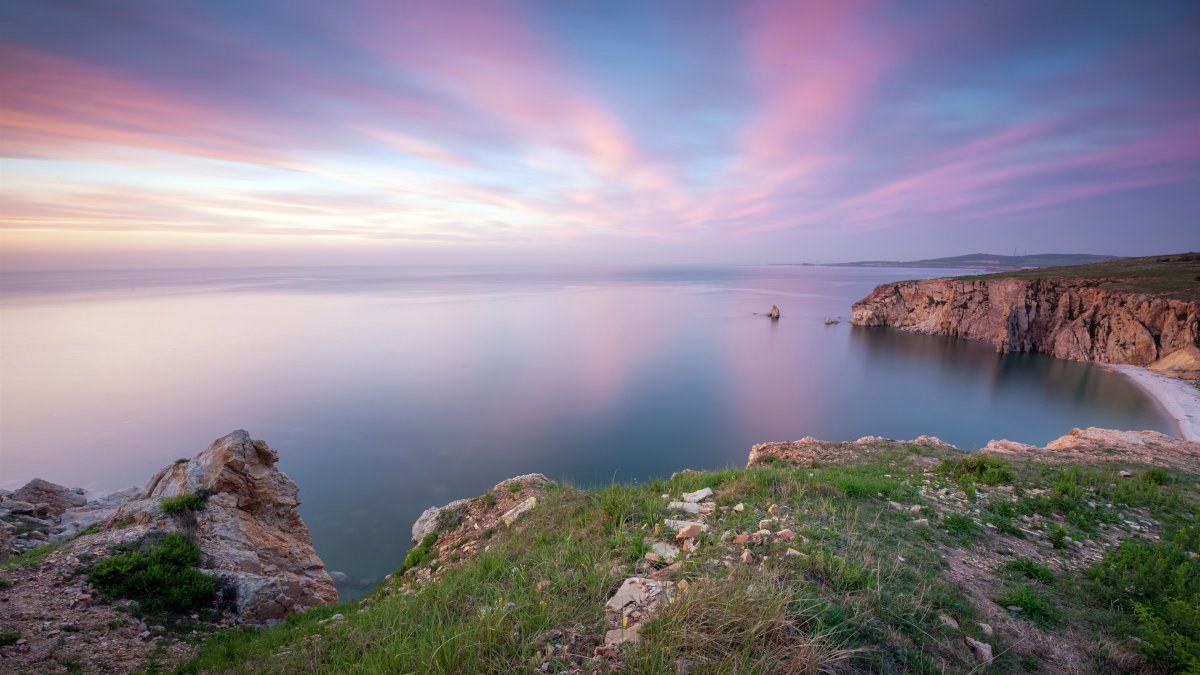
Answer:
[768, 305, 780, 320]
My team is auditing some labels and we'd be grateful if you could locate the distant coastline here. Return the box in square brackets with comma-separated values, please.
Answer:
[777, 252, 1116, 272]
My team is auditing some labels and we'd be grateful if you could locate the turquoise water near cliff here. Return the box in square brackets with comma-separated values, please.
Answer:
[0, 265, 1171, 595]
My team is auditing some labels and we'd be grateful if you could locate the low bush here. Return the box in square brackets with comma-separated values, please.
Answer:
[995, 585, 1057, 627]
[399, 532, 439, 574]
[943, 513, 980, 540]
[1086, 525, 1200, 671]
[1003, 558, 1054, 585]
[940, 455, 1013, 485]
[160, 492, 207, 515]
[87, 533, 215, 614]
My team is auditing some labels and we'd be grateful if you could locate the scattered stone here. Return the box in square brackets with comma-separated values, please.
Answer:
[501, 497, 538, 527]
[978, 622, 993, 637]
[663, 519, 707, 533]
[1118, 470, 1134, 478]
[784, 548, 801, 557]
[1006, 605, 1022, 612]
[909, 518, 929, 527]
[535, 579, 551, 591]
[317, 613, 344, 625]
[965, 636, 993, 663]
[732, 503, 745, 512]
[909, 504, 922, 514]
[603, 624, 641, 648]
[649, 542, 680, 563]
[675, 524, 703, 541]
[732, 533, 750, 545]
[681, 487, 713, 503]
[939, 614, 959, 630]
[767, 504, 780, 516]
[776, 528, 796, 541]
[758, 519, 774, 531]
[740, 549, 754, 564]
[667, 501, 710, 515]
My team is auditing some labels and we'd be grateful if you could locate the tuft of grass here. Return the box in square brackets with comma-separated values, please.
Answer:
[3, 543, 55, 569]
[508, 482, 522, 493]
[0, 575, 9, 588]
[1003, 558, 1054, 585]
[87, 532, 215, 614]
[943, 513, 981, 541]
[940, 454, 1013, 486]
[160, 492, 207, 515]
[477, 491, 497, 508]
[1047, 524, 1070, 549]
[995, 585, 1058, 627]
[631, 569, 857, 671]
[399, 532, 438, 575]
[0, 631, 20, 646]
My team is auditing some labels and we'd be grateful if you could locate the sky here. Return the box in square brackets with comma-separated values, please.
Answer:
[1, 0, 1198, 270]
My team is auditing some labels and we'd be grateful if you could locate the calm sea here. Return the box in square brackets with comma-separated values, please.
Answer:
[0, 265, 1170, 595]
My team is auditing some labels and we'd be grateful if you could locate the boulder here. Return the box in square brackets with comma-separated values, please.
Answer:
[10, 479, 87, 518]
[109, 430, 337, 624]
[768, 305, 780, 320]
[965, 636, 993, 663]
[501, 496, 537, 527]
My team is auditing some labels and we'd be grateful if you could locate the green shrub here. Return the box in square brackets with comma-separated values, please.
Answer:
[0, 631, 20, 646]
[1047, 524, 1070, 549]
[400, 532, 439, 574]
[1003, 558, 1054, 585]
[943, 513, 981, 540]
[87, 533, 215, 614]
[941, 455, 1013, 485]
[160, 493, 207, 515]
[1086, 526, 1200, 671]
[1141, 468, 1171, 486]
[995, 585, 1057, 627]
[477, 492, 497, 508]
[0, 575, 9, 588]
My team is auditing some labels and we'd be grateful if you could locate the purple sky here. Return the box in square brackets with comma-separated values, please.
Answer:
[1, 0, 1198, 269]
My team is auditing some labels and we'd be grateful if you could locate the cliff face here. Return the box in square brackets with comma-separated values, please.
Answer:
[110, 430, 338, 623]
[851, 276, 1199, 365]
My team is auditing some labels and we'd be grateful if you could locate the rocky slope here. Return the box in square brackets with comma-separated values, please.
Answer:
[851, 275, 1199, 365]
[0, 430, 336, 672]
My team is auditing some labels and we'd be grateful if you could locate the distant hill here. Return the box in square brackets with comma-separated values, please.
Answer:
[826, 253, 1117, 271]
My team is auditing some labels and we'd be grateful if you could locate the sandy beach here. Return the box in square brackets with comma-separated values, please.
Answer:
[1108, 365, 1200, 442]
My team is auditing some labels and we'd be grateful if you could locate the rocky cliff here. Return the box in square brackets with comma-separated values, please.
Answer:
[850, 276, 1199, 365]
[109, 430, 338, 623]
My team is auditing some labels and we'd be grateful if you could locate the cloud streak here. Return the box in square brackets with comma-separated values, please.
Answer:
[1, 0, 1197, 267]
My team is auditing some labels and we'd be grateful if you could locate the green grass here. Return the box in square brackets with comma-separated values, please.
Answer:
[943, 513, 981, 541]
[160, 492, 207, 515]
[0, 575, 9, 588]
[1003, 558, 1055, 585]
[477, 491, 497, 508]
[398, 532, 438, 575]
[2, 543, 55, 569]
[87, 532, 215, 614]
[995, 585, 1058, 627]
[1085, 525, 1200, 672]
[976, 252, 1200, 299]
[0, 631, 20, 646]
[175, 445, 1198, 674]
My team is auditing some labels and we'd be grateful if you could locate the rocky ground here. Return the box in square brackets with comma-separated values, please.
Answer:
[179, 426, 1199, 674]
[0, 431, 338, 673]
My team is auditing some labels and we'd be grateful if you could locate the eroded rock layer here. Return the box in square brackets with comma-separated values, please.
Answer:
[850, 277, 1199, 365]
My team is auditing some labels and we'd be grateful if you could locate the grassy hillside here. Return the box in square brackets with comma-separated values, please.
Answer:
[177, 441, 1199, 674]
[978, 252, 1200, 300]
[830, 253, 1116, 271]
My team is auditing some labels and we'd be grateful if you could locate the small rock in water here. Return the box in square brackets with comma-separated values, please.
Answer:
[767, 305, 780, 320]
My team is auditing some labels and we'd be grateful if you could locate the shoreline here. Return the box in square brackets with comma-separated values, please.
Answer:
[1106, 364, 1200, 442]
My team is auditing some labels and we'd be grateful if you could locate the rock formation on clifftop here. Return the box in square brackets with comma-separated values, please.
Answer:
[109, 430, 338, 623]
